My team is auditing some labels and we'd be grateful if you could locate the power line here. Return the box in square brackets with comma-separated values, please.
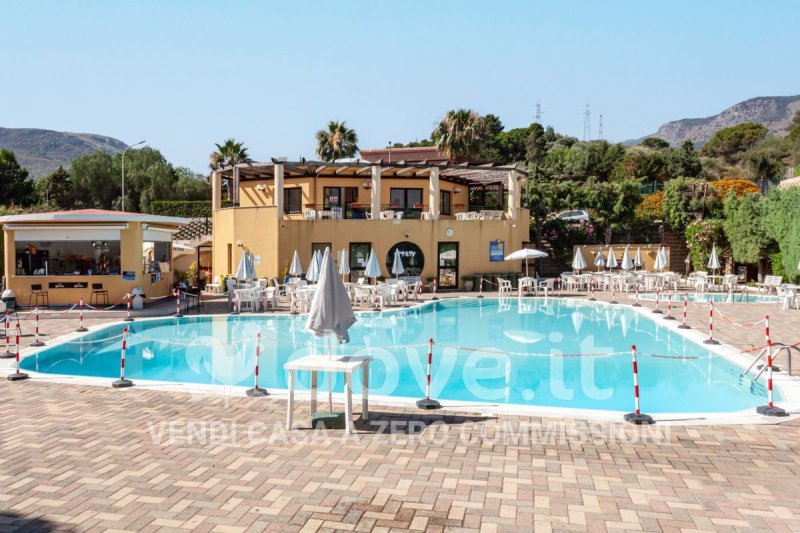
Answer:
[535, 101, 542, 123]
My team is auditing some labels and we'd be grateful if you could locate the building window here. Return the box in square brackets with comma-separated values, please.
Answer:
[284, 188, 302, 214]
[440, 190, 452, 215]
[143, 241, 172, 274]
[14, 240, 122, 276]
[349, 242, 371, 279]
[389, 188, 423, 209]
[385, 242, 424, 278]
[323, 187, 359, 217]
[311, 243, 331, 259]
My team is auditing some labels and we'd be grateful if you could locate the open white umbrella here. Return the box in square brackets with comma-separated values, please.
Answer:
[504, 248, 548, 277]
[594, 250, 606, 272]
[571, 247, 587, 273]
[605, 247, 618, 270]
[654, 246, 669, 272]
[305, 247, 357, 421]
[235, 250, 256, 280]
[707, 245, 721, 272]
[338, 249, 350, 282]
[620, 247, 634, 271]
[289, 250, 303, 277]
[634, 247, 643, 270]
[391, 248, 405, 278]
[364, 249, 382, 281]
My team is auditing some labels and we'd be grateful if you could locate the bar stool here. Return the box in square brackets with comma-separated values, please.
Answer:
[90, 283, 110, 306]
[29, 284, 49, 309]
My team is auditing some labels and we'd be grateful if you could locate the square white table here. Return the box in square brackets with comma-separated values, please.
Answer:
[284, 354, 372, 435]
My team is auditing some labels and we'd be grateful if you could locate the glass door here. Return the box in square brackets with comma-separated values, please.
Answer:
[437, 242, 458, 289]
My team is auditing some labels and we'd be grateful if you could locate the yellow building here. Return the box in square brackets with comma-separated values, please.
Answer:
[211, 160, 531, 289]
[1, 209, 188, 306]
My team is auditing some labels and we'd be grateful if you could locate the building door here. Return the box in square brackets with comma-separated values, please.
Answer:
[437, 242, 458, 289]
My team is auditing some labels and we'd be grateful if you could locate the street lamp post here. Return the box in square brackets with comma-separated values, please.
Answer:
[121, 140, 146, 211]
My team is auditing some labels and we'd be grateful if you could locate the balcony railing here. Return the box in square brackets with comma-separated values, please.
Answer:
[285, 204, 508, 221]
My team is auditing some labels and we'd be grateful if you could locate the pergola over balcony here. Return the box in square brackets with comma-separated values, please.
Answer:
[211, 159, 528, 221]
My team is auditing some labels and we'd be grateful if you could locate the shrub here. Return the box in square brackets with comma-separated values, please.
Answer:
[711, 179, 759, 199]
[685, 219, 729, 271]
[635, 190, 664, 221]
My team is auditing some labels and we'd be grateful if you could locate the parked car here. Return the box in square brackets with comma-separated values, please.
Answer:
[554, 209, 590, 223]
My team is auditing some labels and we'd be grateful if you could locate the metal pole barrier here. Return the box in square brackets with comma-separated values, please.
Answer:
[77, 298, 88, 332]
[632, 284, 640, 307]
[231, 290, 240, 315]
[31, 305, 45, 347]
[663, 291, 675, 320]
[609, 282, 618, 304]
[1, 312, 13, 358]
[703, 301, 719, 345]
[124, 293, 134, 322]
[112, 327, 134, 388]
[416, 338, 441, 409]
[757, 319, 786, 416]
[652, 290, 663, 314]
[678, 293, 690, 329]
[477, 277, 484, 299]
[246, 331, 268, 397]
[7, 324, 29, 381]
[588, 279, 596, 301]
[431, 279, 439, 301]
[174, 289, 183, 318]
[624, 344, 654, 424]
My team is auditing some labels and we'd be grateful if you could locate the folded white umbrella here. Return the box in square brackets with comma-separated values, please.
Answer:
[235, 250, 256, 280]
[364, 249, 382, 280]
[305, 247, 357, 414]
[605, 247, 618, 270]
[634, 247, 643, 269]
[307, 250, 323, 282]
[594, 250, 605, 272]
[391, 248, 405, 278]
[338, 249, 350, 279]
[654, 246, 668, 271]
[504, 248, 548, 277]
[707, 245, 721, 272]
[571, 248, 587, 272]
[620, 247, 634, 271]
[289, 250, 303, 277]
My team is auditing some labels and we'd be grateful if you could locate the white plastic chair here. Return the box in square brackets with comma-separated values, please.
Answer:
[497, 277, 512, 297]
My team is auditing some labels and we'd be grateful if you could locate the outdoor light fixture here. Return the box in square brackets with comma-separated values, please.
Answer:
[255, 184, 267, 191]
[236, 240, 244, 247]
[454, 187, 462, 193]
[362, 181, 371, 189]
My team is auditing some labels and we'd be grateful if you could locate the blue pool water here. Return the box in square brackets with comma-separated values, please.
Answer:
[637, 292, 777, 304]
[22, 299, 771, 413]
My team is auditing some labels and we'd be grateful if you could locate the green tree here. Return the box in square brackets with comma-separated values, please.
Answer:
[315, 121, 359, 162]
[765, 187, 800, 282]
[582, 178, 641, 244]
[70, 151, 117, 209]
[174, 167, 211, 201]
[209, 138, 251, 170]
[431, 109, 488, 161]
[0, 148, 35, 206]
[36, 166, 73, 208]
[527, 178, 580, 248]
[115, 147, 179, 212]
[639, 137, 670, 150]
[666, 140, 702, 178]
[723, 193, 773, 279]
[700, 122, 768, 164]
[685, 219, 729, 271]
[662, 177, 721, 231]
[748, 151, 783, 180]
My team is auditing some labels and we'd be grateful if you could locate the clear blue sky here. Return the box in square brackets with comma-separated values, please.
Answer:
[3, 0, 799, 172]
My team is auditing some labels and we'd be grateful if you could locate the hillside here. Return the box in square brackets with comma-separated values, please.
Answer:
[0, 127, 127, 178]
[626, 95, 800, 147]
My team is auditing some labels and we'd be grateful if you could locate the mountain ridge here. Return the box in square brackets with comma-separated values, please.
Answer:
[625, 95, 800, 148]
[0, 127, 127, 178]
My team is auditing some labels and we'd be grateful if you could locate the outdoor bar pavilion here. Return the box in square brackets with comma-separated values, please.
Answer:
[210, 159, 531, 289]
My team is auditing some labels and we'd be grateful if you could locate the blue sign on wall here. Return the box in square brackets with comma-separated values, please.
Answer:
[489, 240, 505, 262]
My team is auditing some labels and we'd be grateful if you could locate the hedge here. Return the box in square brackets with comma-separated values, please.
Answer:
[151, 201, 212, 218]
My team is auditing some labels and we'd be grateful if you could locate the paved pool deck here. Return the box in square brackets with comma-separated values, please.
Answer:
[2, 290, 800, 532]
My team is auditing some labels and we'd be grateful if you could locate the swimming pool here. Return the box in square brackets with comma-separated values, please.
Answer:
[21, 299, 772, 414]
[636, 292, 777, 304]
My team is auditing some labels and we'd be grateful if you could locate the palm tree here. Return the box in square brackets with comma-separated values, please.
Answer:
[431, 109, 488, 161]
[209, 138, 251, 170]
[315, 121, 359, 161]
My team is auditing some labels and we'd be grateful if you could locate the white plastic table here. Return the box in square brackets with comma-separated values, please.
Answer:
[284, 355, 372, 435]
